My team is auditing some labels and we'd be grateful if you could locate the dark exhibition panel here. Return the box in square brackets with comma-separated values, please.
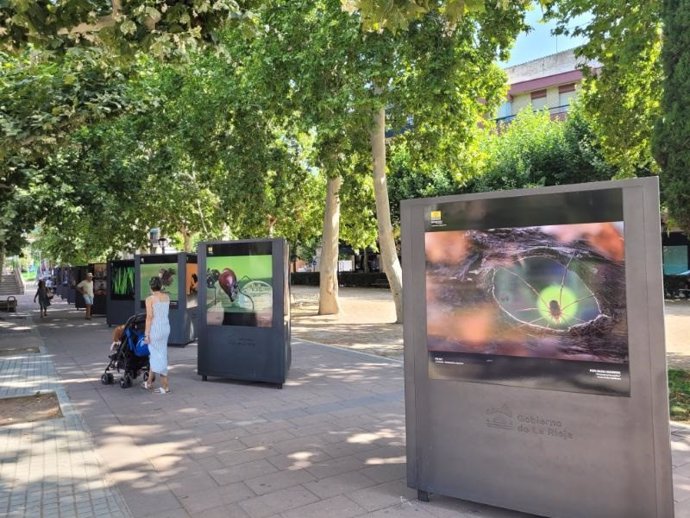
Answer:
[197, 238, 291, 387]
[106, 259, 136, 326]
[66, 267, 76, 304]
[72, 266, 89, 309]
[135, 253, 198, 346]
[401, 177, 673, 517]
[89, 263, 107, 316]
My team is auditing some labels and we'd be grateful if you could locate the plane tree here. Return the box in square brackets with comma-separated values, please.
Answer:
[238, 0, 527, 320]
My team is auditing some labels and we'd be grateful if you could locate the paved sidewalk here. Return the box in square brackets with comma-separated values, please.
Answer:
[0, 305, 131, 518]
[2, 286, 690, 517]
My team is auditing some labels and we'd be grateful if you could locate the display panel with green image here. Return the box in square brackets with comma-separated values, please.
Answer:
[110, 264, 135, 300]
[140, 263, 179, 302]
[206, 249, 273, 327]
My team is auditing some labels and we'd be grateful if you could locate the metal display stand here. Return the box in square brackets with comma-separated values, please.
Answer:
[401, 178, 673, 518]
[72, 266, 89, 309]
[197, 238, 291, 387]
[135, 253, 197, 346]
[106, 260, 136, 327]
[89, 263, 107, 316]
[65, 267, 76, 304]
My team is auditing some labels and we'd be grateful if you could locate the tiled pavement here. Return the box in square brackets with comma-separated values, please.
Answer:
[2, 289, 690, 517]
[0, 307, 131, 518]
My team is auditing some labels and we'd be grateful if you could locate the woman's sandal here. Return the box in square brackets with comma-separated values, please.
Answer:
[141, 381, 152, 390]
[154, 387, 170, 394]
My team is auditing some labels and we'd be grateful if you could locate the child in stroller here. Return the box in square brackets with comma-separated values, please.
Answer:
[101, 313, 150, 388]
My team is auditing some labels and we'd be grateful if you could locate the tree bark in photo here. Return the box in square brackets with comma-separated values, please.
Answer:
[371, 107, 403, 323]
[319, 175, 342, 315]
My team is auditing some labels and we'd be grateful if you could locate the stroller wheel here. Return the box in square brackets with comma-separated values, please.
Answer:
[107, 373, 114, 384]
[119, 377, 127, 388]
[100, 373, 110, 385]
[143, 372, 150, 382]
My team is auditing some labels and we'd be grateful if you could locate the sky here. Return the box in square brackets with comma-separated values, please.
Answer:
[501, 8, 591, 67]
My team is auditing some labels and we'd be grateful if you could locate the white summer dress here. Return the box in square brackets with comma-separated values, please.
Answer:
[148, 297, 171, 375]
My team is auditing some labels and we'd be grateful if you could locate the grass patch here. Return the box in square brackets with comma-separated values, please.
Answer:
[669, 369, 690, 420]
[21, 272, 36, 282]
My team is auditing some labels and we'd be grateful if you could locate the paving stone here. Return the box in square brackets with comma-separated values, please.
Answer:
[244, 467, 315, 495]
[238, 486, 320, 518]
[281, 494, 366, 518]
[306, 455, 366, 480]
[210, 459, 278, 486]
[304, 470, 378, 499]
[178, 483, 254, 514]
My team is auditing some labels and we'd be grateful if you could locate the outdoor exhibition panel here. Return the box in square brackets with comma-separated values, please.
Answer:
[65, 267, 77, 304]
[106, 259, 136, 326]
[89, 263, 107, 316]
[135, 253, 198, 346]
[401, 177, 673, 518]
[197, 238, 291, 387]
[72, 266, 89, 309]
[54, 266, 65, 299]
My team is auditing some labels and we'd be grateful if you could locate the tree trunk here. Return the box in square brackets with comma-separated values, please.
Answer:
[319, 175, 342, 315]
[371, 107, 403, 323]
[181, 225, 192, 253]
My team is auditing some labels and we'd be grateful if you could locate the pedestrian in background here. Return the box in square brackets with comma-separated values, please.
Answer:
[33, 279, 50, 317]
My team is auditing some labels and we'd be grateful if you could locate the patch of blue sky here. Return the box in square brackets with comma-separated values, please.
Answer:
[501, 8, 592, 68]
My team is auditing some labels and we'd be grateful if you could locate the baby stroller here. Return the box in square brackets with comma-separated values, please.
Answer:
[101, 313, 150, 388]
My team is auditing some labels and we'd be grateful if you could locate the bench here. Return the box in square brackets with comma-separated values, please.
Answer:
[0, 296, 17, 312]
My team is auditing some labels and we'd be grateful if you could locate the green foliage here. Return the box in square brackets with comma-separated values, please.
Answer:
[0, 0, 244, 58]
[387, 141, 459, 225]
[653, 0, 690, 234]
[466, 105, 615, 193]
[546, 0, 662, 178]
[0, 47, 134, 257]
[241, 0, 527, 250]
[342, 0, 537, 33]
[669, 368, 690, 421]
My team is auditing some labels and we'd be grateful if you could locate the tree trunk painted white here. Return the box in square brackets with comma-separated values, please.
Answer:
[318, 175, 342, 315]
[371, 107, 403, 323]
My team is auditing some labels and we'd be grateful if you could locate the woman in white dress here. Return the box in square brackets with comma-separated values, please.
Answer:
[142, 277, 171, 394]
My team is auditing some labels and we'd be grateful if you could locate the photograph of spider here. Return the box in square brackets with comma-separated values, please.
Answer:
[425, 222, 628, 364]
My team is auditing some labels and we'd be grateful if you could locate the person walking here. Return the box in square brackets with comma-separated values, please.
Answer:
[33, 279, 50, 317]
[142, 277, 171, 394]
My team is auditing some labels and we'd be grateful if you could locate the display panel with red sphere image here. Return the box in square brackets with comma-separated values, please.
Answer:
[205, 242, 273, 327]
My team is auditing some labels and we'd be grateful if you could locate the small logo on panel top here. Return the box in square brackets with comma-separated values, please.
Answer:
[429, 210, 444, 227]
[486, 404, 514, 430]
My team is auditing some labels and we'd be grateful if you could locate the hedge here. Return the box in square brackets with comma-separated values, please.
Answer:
[291, 272, 389, 288]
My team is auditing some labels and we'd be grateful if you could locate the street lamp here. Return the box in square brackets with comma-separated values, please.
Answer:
[158, 237, 168, 254]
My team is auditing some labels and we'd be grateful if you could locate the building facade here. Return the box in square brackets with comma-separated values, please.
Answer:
[497, 49, 601, 123]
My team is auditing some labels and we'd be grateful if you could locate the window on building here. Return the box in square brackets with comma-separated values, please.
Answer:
[530, 89, 547, 110]
[497, 100, 512, 119]
[558, 84, 576, 108]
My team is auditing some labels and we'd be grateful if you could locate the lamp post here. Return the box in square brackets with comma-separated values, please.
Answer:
[158, 237, 168, 254]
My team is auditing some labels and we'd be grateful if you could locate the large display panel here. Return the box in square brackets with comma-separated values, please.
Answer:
[425, 189, 628, 396]
[107, 260, 137, 326]
[197, 239, 290, 386]
[92, 262, 108, 296]
[110, 263, 135, 300]
[205, 241, 274, 327]
[402, 178, 673, 518]
[139, 255, 179, 308]
[186, 260, 198, 308]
